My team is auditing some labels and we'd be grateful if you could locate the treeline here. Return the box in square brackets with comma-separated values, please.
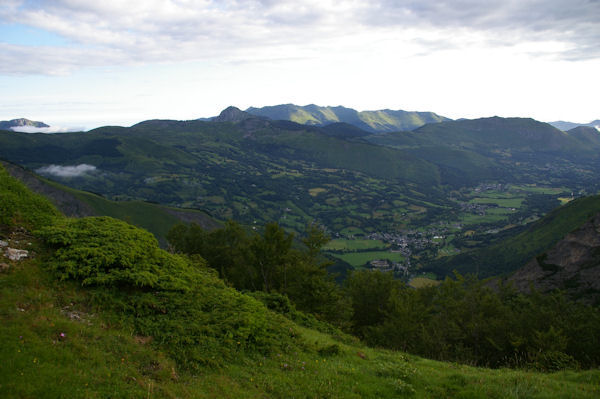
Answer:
[167, 221, 351, 326]
[346, 271, 600, 370]
[168, 221, 600, 370]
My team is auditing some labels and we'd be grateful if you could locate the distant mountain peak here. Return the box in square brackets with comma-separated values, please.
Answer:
[213, 106, 253, 123]
[0, 118, 49, 130]
[549, 119, 600, 131]
[245, 104, 450, 132]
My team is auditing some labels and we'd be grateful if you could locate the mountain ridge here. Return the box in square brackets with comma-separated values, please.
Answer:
[549, 119, 600, 131]
[245, 103, 450, 132]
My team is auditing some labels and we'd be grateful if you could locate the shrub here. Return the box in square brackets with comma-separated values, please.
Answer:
[37, 217, 193, 290]
[38, 216, 302, 369]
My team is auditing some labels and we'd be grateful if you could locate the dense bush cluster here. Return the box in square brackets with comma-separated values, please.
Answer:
[346, 270, 600, 370]
[38, 217, 193, 290]
[38, 216, 302, 369]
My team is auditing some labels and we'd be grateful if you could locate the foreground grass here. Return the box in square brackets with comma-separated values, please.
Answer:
[2, 259, 599, 398]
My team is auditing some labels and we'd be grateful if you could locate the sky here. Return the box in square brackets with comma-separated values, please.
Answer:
[0, 0, 598, 131]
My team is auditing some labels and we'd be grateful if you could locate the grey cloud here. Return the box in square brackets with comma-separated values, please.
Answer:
[36, 164, 97, 178]
[364, 0, 600, 59]
[1, 0, 598, 76]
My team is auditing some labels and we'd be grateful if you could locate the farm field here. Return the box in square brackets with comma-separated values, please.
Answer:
[328, 250, 405, 268]
[409, 277, 441, 288]
[323, 239, 389, 251]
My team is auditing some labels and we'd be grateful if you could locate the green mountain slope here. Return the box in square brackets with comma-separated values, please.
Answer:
[367, 116, 600, 189]
[2, 163, 600, 398]
[1, 161, 219, 244]
[424, 195, 600, 278]
[1, 113, 599, 241]
[246, 104, 450, 132]
[0, 119, 447, 233]
[567, 126, 600, 149]
[370, 116, 600, 156]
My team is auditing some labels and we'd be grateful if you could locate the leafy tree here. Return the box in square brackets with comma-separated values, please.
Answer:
[166, 220, 352, 327]
[248, 222, 294, 292]
[345, 270, 401, 336]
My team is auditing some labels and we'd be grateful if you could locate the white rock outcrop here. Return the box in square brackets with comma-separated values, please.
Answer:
[5, 247, 29, 261]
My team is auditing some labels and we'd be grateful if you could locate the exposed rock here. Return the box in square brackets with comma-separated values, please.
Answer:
[134, 335, 153, 345]
[5, 247, 29, 261]
[507, 212, 600, 304]
[213, 106, 253, 123]
[0, 240, 8, 247]
[0, 118, 49, 130]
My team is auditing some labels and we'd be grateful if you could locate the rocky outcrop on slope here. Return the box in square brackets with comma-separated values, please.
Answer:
[508, 213, 600, 304]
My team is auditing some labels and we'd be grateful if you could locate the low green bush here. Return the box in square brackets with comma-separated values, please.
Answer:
[38, 216, 303, 369]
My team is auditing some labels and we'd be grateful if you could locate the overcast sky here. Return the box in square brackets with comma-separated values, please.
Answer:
[0, 0, 598, 130]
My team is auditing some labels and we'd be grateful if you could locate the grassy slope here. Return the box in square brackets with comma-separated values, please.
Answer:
[425, 195, 600, 278]
[2, 164, 600, 398]
[52, 183, 219, 243]
[1, 161, 219, 244]
[2, 260, 600, 398]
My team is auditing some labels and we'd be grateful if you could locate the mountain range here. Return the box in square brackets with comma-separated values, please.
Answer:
[244, 104, 450, 132]
[4, 106, 598, 135]
[549, 120, 600, 131]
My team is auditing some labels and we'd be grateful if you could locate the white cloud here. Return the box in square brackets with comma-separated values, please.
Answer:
[11, 125, 85, 133]
[36, 164, 97, 178]
[1, 0, 598, 76]
[0, 0, 597, 124]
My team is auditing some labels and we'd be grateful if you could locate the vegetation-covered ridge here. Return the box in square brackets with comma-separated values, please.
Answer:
[245, 104, 450, 132]
[424, 194, 600, 278]
[3, 162, 600, 398]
